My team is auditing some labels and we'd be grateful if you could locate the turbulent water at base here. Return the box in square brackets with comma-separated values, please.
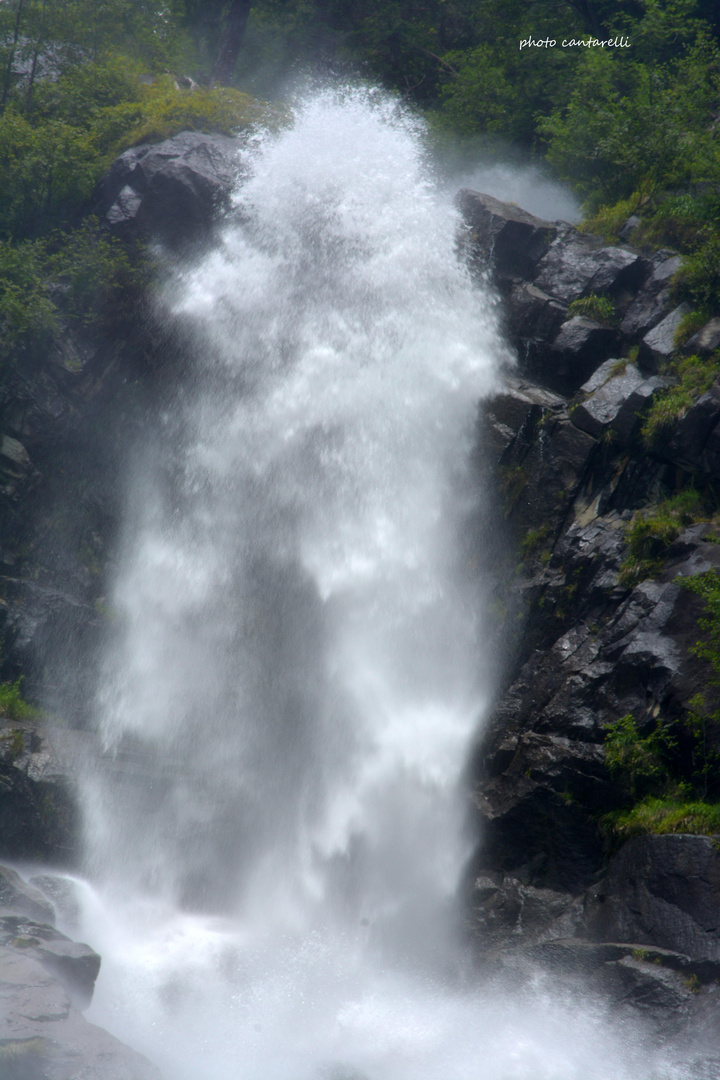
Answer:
[69, 89, 675, 1080]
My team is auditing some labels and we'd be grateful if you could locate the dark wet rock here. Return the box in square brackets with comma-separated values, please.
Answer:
[571, 362, 669, 446]
[469, 872, 586, 951]
[96, 131, 242, 247]
[588, 835, 720, 962]
[479, 375, 597, 544]
[640, 303, 691, 369]
[0, 721, 79, 864]
[504, 282, 567, 344]
[524, 316, 618, 394]
[685, 317, 720, 357]
[533, 234, 644, 305]
[662, 382, 720, 474]
[620, 253, 682, 340]
[456, 190, 557, 282]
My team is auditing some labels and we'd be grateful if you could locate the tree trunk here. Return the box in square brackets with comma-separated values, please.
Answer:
[25, 0, 46, 111]
[1, 0, 26, 114]
[210, 0, 252, 86]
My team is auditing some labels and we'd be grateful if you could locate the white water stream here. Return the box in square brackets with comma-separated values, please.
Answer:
[66, 89, 682, 1080]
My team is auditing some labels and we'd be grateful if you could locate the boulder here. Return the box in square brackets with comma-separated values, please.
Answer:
[663, 382, 720, 473]
[96, 131, 242, 247]
[620, 253, 682, 339]
[640, 303, 691, 369]
[456, 190, 557, 281]
[469, 872, 585, 951]
[533, 235, 644, 304]
[504, 281, 567, 344]
[0, 914, 100, 1009]
[524, 317, 617, 394]
[0, 865, 54, 923]
[571, 362, 670, 447]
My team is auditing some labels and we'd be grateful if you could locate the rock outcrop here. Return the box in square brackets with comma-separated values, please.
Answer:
[0, 865, 161, 1080]
[95, 130, 242, 248]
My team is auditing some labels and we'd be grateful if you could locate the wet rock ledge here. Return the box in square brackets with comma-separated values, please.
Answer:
[462, 190, 720, 1049]
[0, 864, 159, 1080]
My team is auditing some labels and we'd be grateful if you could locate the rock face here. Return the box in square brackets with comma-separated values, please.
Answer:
[0, 721, 80, 863]
[462, 188, 720, 1053]
[0, 865, 161, 1080]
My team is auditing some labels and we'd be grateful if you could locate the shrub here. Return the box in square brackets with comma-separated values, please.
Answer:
[619, 489, 706, 585]
[0, 677, 40, 721]
[567, 294, 617, 327]
[641, 354, 719, 445]
[604, 713, 674, 799]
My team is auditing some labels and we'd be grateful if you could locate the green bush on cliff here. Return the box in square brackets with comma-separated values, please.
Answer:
[618, 489, 706, 585]
[0, 221, 146, 372]
[603, 568, 720, 842]
[641, 355, 719, 445]
[0, 677, 40, 721]
[567, 294, 617, 327]
[603, 796, 720, 842]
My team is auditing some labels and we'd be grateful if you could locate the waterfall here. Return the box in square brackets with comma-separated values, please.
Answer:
[71, 88, 666, 1080]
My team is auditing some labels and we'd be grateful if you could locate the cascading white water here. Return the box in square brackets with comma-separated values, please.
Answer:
[70, 88, 680, 1080]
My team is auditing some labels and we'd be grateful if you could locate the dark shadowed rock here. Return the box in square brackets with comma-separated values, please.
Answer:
[0, 721, 80, 864]
[469, 872, 585, 950]
[663, 382, 720, 473]
[456, 189, 557, 281]
[504, 282, 567, 344]
[620, 252, 682, 340]
[589, 835, 720, 961]
[525, 316, 617, 394]
[96, 131, 242, 247]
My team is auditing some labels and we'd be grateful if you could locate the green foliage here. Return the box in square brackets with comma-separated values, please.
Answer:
[604, 713, 675, 798]
[0, 239, 57, 365]
[603, 796, 720, 841]
[674, 307, 712, 347]
[0, 221, 146, 372]
[567, 294, 617, 327]
[539, 37, 720, 212]
[98, 78, 274, 148]
[619, 489, 706, 585]
[641, 354, 719, 445]
[520, 523, 550, 558]
[675, 236, 720, 313]
[0, 677, 40, 721]
[581, 193, 643, 243]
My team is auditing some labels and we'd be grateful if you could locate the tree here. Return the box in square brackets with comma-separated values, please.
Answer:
[211, 0, 252, 84]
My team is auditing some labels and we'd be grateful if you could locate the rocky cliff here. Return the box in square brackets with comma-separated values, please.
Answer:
[2, 137, 720, 1070]
[460, 190, 720, 1053]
